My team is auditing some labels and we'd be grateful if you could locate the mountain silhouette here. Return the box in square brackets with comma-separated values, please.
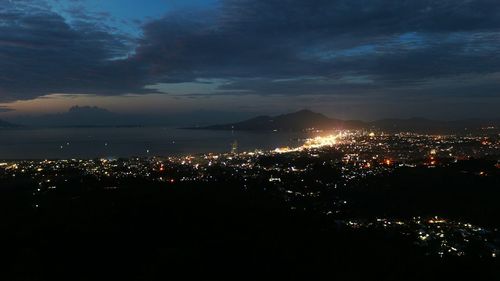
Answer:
[197, 109, 364, 131]
[193, 110, 499, 133]
[0, 119, 19, 128]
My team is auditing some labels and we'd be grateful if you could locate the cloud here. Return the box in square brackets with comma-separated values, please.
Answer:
[116, 0, 500, 98]
[0, 1, 150, 102]
[0, 0, 499, 103]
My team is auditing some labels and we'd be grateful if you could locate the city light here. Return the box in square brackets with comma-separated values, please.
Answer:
[275, 133, 341, 153]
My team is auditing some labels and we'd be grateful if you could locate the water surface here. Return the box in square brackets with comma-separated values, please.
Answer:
[0, 127, 312, 159]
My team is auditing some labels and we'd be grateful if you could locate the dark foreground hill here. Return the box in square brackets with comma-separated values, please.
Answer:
[1, 165, 499, 280]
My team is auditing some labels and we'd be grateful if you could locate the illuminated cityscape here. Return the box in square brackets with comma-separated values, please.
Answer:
[2, 0, 500, 279]
[2, 129, 499, 262]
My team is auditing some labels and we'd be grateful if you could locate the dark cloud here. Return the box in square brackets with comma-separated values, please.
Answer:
[135, 0, 500, 88]
[126, 0, 500, 100]
[0, 1, 151, 102]
[0, 0, 499, 104]
[220, 0, 500, 34]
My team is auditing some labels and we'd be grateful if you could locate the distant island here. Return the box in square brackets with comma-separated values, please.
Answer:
[0, 119, 20, 128]
[188, 109, 499, 133]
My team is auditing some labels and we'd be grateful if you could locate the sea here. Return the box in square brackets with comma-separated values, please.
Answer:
[0, 127, 314, 160]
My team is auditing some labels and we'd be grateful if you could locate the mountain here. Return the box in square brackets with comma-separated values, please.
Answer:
[194, 109, 365, 131]
[6, 107, 499, 132]
[10, 106, 142, 127]
[371, 118, 500, 133]
[0, 119, 20, 128]
[191, 110, 500, 133]
[9, 106, 258, 128]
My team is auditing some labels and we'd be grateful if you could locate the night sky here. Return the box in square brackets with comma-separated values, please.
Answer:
[0, 0, 499, 120]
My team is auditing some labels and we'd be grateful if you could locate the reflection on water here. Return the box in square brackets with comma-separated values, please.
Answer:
[0, 127, 313, 159]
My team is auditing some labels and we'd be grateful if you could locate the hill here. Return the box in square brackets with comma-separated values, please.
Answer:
[196, 109, 364, 131]
[191, 110, 499, 133]
[0, 119, 20, 128]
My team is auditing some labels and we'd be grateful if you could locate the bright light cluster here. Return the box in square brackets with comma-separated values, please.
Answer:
[274, 133, 341, 153]
[302, 134, 339, 149]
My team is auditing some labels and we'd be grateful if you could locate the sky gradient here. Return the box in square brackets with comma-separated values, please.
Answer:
[0, 0, 499, 120]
